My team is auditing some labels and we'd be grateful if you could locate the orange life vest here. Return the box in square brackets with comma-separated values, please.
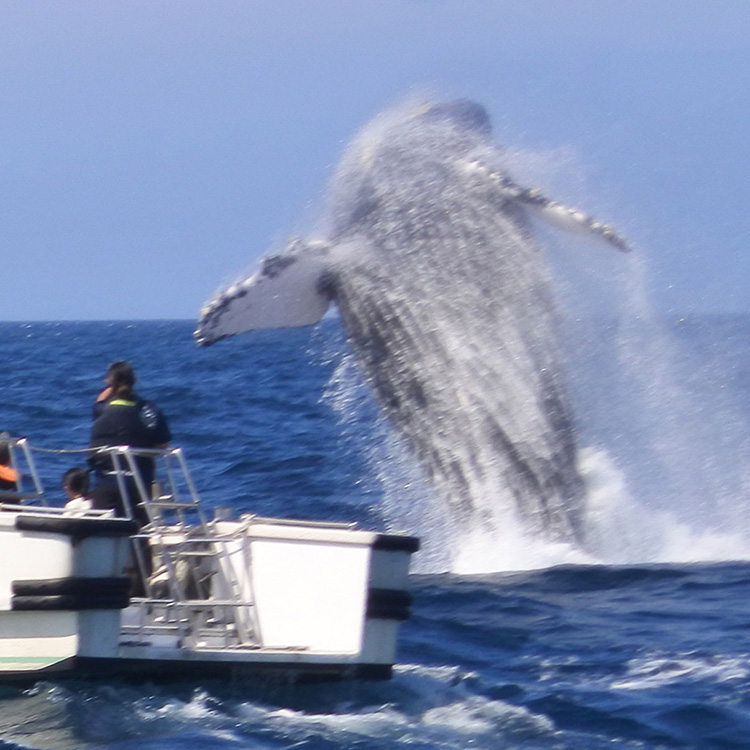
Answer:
[0, 464, 18, 483]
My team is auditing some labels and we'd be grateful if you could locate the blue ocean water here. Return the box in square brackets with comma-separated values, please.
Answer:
[1, 317, 750, 749]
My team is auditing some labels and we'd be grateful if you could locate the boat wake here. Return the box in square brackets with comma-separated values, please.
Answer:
[3, 665, 555, 750]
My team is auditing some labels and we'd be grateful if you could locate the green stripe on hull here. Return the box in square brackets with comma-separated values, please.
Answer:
[0, 655, 68, 670]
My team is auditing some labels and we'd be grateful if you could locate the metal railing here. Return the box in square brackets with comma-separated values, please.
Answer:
[3, 440, 263, 649]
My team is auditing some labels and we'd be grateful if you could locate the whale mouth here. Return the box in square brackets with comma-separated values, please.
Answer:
[193, 329, 222, 347]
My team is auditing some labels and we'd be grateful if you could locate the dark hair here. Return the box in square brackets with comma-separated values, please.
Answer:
[107, 361, 136, 397]
[0, 432, 11, 466]
[63, 467, 89, 496]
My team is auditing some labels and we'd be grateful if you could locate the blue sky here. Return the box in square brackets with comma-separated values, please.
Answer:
[1, 1, 748, 320]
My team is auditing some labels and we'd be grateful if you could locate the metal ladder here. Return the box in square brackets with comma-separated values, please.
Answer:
[106, 446, 261, 647]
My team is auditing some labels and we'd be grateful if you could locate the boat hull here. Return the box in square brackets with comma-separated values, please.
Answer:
[0, 506, 418, 683]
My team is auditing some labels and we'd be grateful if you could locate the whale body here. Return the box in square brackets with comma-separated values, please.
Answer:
[195, 99, 628, 546]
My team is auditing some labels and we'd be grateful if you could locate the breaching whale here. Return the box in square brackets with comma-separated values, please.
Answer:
[194, 99, 629, 546]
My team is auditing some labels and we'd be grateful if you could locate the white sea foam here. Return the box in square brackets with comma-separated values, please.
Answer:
[612, 654, 750, 690]
[230, 663, 555, 747]
[421, 698, 554, 737]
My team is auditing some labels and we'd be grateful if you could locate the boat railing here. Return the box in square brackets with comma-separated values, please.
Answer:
[0, 499, 114, 517]
[241, 515, 357, 530]
[4, 440, 263, 648]
[0, 492, 49, 505]
[1, 438, 46, 505]
[120, 596, 260, 650]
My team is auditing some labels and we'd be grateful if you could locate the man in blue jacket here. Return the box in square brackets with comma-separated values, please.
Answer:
[90, 361, 171, 524]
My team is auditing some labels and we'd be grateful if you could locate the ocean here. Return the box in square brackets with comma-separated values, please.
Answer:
[0, 316, 749, 749]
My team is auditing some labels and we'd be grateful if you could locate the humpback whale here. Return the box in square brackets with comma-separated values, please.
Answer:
[195, 99, 629, 547]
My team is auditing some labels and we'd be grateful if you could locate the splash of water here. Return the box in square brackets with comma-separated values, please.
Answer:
[567, 252, 750, 567]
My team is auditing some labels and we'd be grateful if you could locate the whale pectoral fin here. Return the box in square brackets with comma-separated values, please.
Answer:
[194, 239, 333, 346]
[462, 158, 631, 252]
[513, 188, 631, 252]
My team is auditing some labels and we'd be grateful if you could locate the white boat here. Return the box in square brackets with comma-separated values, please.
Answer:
[0, 438, 419, 682]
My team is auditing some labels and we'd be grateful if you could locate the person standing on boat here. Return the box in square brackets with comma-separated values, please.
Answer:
[89, 361, 171, 524]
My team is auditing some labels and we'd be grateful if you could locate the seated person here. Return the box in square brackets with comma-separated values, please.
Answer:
[63, 466, 93, 513]
[0, 437, 19, 493]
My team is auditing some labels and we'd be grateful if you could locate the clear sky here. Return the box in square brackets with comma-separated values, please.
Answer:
[1, 1, 748, 320]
